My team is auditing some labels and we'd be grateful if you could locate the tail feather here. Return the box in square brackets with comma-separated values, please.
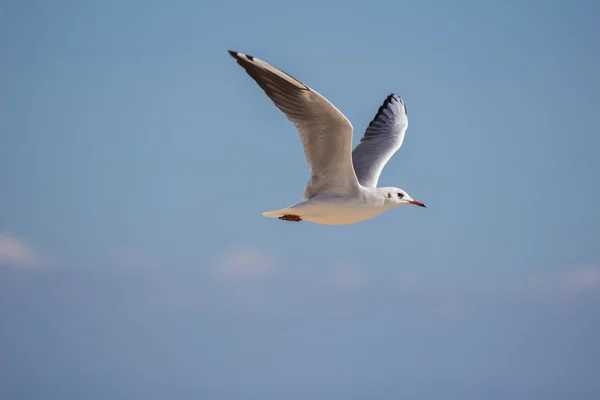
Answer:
[262, 202, 306, 218]
[262, 209, 288, 218]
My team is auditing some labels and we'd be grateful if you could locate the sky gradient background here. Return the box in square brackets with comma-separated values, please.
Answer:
[1, 0, 600, 399]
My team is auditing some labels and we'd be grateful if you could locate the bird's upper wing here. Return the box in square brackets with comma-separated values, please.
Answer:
[228, 50, 360, 199]
[351, 94, 408, 188]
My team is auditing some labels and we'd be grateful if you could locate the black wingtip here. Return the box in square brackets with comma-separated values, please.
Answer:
[228, 50, 255, 62]
[387, 93, 403, 103]
[386, 93, 407, 115]
[368, 94, 398, 127]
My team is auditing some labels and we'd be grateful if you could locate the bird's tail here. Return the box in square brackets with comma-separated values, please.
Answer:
[262, 201, 308, 218]
[261, 207, 292, 218]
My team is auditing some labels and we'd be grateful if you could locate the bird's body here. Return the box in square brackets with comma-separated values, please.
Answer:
[228, 50, 426, 225]
[263, 188, 388, 225]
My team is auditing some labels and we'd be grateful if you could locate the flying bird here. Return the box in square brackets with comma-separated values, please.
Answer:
[228, 50, 425, 225]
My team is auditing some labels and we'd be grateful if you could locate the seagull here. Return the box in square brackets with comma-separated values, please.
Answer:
[228, 50, 426, 225]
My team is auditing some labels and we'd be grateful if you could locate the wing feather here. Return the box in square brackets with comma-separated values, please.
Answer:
[229, 50, 359, 199]
[351, 94, 408, 187]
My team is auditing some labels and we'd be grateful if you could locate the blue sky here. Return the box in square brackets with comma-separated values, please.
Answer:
[1, 0, 599, 398]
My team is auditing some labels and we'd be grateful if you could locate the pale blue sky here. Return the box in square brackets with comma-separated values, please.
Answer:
[1, 0, 599, 398]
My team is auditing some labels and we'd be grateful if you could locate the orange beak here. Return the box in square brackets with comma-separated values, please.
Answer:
[409, 199, 426, 208]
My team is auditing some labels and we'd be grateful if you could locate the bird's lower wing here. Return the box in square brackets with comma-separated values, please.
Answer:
[352, 94, 408, 188]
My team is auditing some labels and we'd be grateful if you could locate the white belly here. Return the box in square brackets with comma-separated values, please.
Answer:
[293, 201, 386, 225]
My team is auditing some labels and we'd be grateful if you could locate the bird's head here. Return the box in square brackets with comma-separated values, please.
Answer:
[382, 187, 426, 208]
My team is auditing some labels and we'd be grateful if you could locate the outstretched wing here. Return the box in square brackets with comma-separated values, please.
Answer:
[228, 50, 360, 199]
[351, 94, 408, 188]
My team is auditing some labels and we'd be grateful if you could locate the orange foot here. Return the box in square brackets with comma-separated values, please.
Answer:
[279, 214, 302, 222]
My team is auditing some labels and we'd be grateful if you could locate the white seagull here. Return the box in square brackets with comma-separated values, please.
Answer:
[229, 50, 426, 225]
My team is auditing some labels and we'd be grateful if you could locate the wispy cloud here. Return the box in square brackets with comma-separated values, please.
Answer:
[520, 265, 600, 298]
[213, 245, 276, 279]
[0, 233, 38, 266]
[211, 246, 279, 311]
[563, 266, 600, 293]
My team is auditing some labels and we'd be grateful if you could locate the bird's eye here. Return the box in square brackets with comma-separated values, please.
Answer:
[397, 193, 404, 199]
